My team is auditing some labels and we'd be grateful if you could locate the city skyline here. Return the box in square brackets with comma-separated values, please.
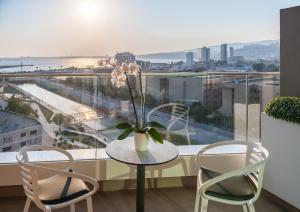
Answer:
[0, 0, 299, 57]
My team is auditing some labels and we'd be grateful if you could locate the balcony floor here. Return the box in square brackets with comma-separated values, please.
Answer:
[0, 187, 287, 212]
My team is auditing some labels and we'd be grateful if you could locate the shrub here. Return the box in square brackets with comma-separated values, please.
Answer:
[265, 96, 300, 124]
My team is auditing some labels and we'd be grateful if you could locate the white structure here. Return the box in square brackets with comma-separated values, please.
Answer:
[261, 113, 300, 209]
[0, 110, 43, 152]
[230, 47, 234, 58]
[186, 52, 194, 67]
[0, 98, 8, 110]
[201, 47, 210, 63]
[115, 52, 136, 65]
[220, 44, 228, 62]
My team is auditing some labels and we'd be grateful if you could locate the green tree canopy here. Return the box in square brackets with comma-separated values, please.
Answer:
[52, 113, 65, 126]
[6, 96, 38, 118]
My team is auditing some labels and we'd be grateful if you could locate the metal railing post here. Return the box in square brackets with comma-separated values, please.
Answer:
[245, 74, 249, 142]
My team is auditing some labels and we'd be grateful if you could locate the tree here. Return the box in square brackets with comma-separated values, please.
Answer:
[189, 102, 209, 122]
[252, 63, 266, 72]
[6, 96, 38, 118]
[52, 113, 65, 128]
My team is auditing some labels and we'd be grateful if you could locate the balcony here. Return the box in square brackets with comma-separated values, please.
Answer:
[1, 3, 300, 211]
[0, 71, 292, 211]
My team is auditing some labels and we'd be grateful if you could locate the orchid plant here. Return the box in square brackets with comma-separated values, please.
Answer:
[98, 58, 166, 143]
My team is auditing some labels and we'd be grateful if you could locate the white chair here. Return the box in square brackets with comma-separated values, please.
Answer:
[147, 103, 191, 144]
[16, 145, 99, 212]
[194, 141, 269, 212]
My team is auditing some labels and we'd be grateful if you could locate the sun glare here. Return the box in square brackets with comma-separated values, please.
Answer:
[80, 1, 99, 20]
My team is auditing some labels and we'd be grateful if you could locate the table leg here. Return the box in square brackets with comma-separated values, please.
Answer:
[136, 165, 145, 212]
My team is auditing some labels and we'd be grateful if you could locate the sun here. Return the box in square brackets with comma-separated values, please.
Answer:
[80, 1, 98, 20]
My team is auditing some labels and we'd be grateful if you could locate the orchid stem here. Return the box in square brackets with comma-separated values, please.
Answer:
[138, 71, 145, 128]
[126, 74, 139, 129]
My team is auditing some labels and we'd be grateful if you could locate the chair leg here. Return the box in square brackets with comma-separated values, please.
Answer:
[71, 204, 75, 212]
[185, 129, 191, 145]
[247, 203, 255, 212]
[200, 197, 208, 212]
[194, 190, 201, 212]
[23, 197, 31, 212]
[166, 132, 171, 142]
[44, 207, 51, 212]
[242, 205, 248, 212]
[87, 197, 93, 212]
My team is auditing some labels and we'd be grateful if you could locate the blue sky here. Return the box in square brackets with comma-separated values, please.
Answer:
[0, 0, 299, 57]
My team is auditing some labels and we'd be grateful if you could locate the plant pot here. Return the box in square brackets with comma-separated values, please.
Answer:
[134, 132, 149, 151]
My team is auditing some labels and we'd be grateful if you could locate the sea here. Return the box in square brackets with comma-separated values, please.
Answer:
[0, 57, 102, 73]
[0, 57, 179, 73]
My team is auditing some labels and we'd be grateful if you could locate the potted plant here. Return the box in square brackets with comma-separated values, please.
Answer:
[261, 96, 300, 209]
[99, 58, 166, 151]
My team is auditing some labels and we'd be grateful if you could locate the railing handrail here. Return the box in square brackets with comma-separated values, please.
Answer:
[0, 71, 280, 78]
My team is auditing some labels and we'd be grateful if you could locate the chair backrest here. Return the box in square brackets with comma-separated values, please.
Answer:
[16, 145, 73, 208]
[147, 103, 189, 131]
[195, 141, 269, 203]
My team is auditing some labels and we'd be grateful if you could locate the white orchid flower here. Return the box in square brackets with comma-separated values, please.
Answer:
[120, 62, 130, 74]
[128, 62, 140, 76]
[110, 58, 117, 66]
[111, 68, 127, 88]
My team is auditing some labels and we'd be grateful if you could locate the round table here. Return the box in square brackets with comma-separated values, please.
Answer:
[106, 137, 179, 212]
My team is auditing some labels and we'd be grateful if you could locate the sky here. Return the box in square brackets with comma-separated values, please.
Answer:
[0, 0, 299, 57]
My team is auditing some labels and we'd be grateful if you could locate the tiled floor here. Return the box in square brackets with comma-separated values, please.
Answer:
[0, 187, 288, 212]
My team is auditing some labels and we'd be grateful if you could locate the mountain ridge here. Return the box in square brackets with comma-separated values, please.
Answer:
[137, 39, 279, 61]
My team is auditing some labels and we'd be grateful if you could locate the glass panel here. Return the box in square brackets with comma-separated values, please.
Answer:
[0, 72, 279, 160]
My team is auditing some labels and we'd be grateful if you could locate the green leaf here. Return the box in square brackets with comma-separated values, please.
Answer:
[118, 128, 134, 140]
[144, 121, 166, 130]
[147, 128, 164, 144]
[116, 122, 133, 129]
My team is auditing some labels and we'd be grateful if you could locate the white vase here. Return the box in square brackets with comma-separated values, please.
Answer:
[134, 132, 149, 151]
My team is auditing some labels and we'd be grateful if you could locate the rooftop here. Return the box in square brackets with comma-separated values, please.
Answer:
[0, 110, 41, 134]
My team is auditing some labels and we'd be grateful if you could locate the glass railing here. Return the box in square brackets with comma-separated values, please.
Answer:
[0, 72, 279, 156]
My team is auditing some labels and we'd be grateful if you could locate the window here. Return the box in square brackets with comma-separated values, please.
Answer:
[3, 137, 12, 144]
[21, 132, 26, 137]
[30, 130, 37, 136]
[2, 146, 12, 152]
[20, 141, 26, 147]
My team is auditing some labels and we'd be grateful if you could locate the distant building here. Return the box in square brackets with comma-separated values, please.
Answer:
[230, 47, 234, 58]
[186, 52, 194, 67]
[230, 56, 245, 63]
[201, 47, 210, 63]
[220, 78, 280, 142]
[220, 44, 228, 62]
[149, 63, 171, 71]
[115, 52, 136, 65]
[0, 110, 43, 152]
[136, 60, 150, 69]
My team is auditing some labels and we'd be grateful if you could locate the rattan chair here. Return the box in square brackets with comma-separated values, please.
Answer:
[194, 141, 269, 212]
[16, 145, 99, 212]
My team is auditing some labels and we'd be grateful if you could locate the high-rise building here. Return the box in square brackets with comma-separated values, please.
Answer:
[201, 47, 210, 63]
[230, 47, 234, 58]
[186, 52, 194, 67]
[220, 44, 228, 62]
[115, 52, 136, 65]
